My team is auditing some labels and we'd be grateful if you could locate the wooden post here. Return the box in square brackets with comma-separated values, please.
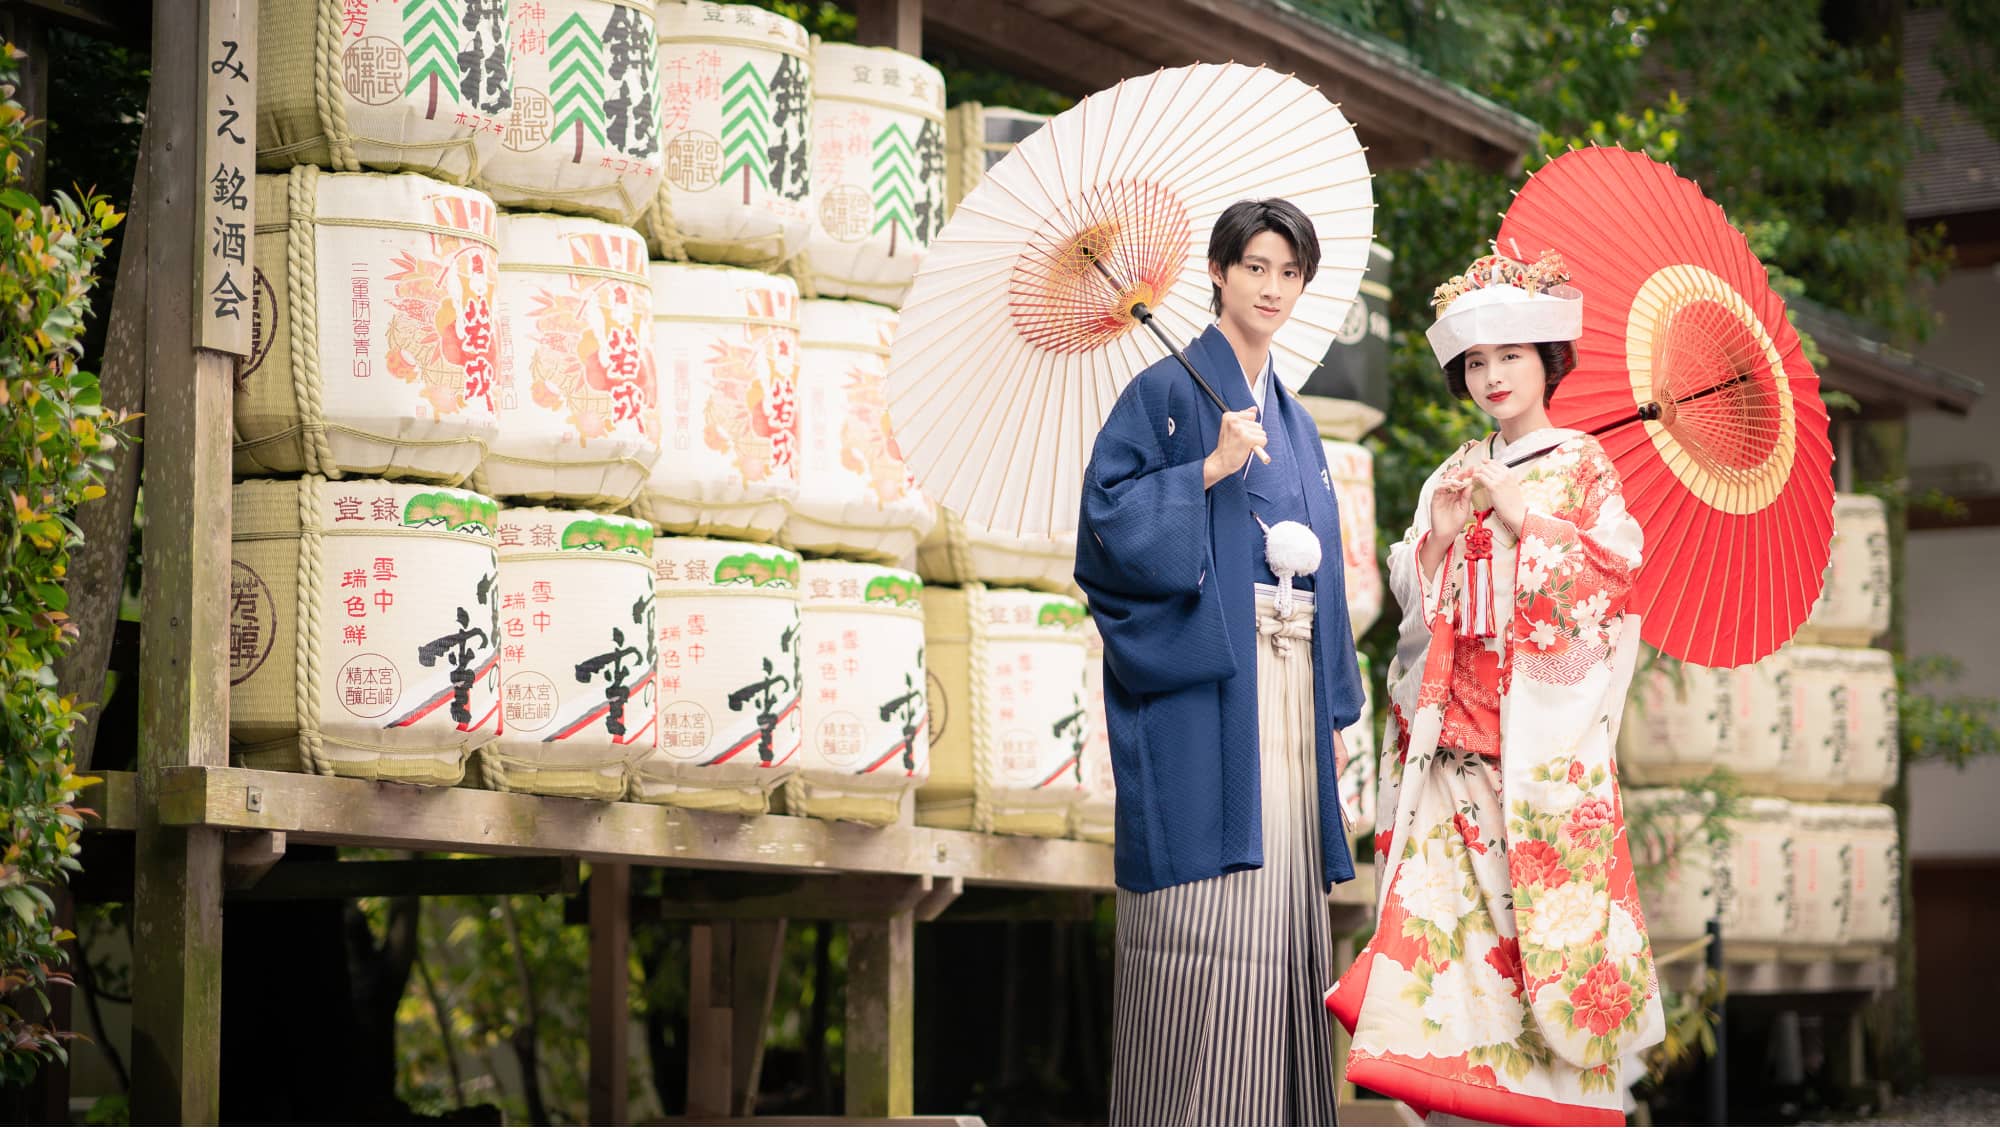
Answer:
[686, 922, 735, 1120]
[854, 0, 922, 55]
[588, 863, 631, 1127]
[729, 920, 786, 1116]
[129, 0, 250, 1120]
[845, 911, 916, 1118]
[56, 125, 148, 771]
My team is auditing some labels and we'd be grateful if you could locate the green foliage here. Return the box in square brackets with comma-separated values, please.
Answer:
[1928, 0, 2000, 138]
[0, 40, 130, 1084]
[1897, 654, 2000, 769]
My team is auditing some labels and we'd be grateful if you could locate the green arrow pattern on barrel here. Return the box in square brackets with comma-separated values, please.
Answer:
[403, 0, 464, 121]
[549, 12, 609, 164]
[721, 61, 772, 204]
[871, 121, 916, 257]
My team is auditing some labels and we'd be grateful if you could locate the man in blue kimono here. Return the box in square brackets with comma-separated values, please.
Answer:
[1077, 198, 1365, 1126]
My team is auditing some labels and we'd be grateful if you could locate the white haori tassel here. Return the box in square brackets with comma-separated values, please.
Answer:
[1258, 517, 1320, 621]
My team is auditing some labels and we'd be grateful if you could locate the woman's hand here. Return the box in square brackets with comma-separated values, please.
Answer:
[1471, 460, 1525, 532]
[1430, 467, 1473, 540]
[1202, 407, 1269, 488]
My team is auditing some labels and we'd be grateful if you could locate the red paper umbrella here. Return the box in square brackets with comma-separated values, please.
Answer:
[1498, 146, 1835, 668]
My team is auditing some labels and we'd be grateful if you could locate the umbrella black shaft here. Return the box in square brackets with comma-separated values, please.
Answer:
[1502, 371, 1749, 467]
[1085, 255, 1232, 414]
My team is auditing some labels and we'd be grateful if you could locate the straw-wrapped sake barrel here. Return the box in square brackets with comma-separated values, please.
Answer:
[917, 502, 1078, 595]
[1788, 803, 1853, 947]
[1780, 646, 1851, 801]
[1628, 789, 1722, 942]
[236, 169, 500, 483]
[1322, 439, 1382, 640]
[1796, 494, 1892, 647]
[1071, 616, 1115, 844]
[1842, 804, 1901, 946]
[254, 0, 511, 181]
[1830, 649, 1900, 801]
[944, 102, 1047, 211]
[1730, 650, 1793, 791]
[1338, 652, 1376, 843]
[627, 538, 803, 812]
[643, 3, 814, 266]
[788, 562, 929, 824]
[805, 44, 946, 307]
[1716, 797, 1797, 946]
[230, 478, 502, 785]
[633, 264, 800, 540]
[480, 214, 658, 505]
[483, 507, 656, 797]
[785, 300, 934, 561]
[1618, 656, 1736, 785]
[919, 587, 1089, 837]
[473, 0, 664, 223]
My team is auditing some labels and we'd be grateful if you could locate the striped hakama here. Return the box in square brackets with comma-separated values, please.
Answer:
[1110, 587, 1339, 1126]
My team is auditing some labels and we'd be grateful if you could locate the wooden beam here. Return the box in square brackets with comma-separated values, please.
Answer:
[1908, 492, 2000, 531]
[854, 0, 921, 55]
[0, 0, 145, 47]
[236, 856, 581, 900]
[588, 863, 631, 1127]
[128, 0, 245, 1119]
[845, 912, 916, 1118]
[56, 116, 146, 773]
[631, 872, 941, 921]
[923, 0, 1151, 98]
[143, 765, 1121, 890]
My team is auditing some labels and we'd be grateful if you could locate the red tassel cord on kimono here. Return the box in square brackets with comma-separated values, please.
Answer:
[1327, 429, 1664, 1126]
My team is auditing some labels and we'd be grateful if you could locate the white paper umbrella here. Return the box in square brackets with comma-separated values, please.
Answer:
[885, 63, 1374, 541]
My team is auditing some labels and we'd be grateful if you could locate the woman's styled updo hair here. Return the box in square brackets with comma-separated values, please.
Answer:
[1443, 340, 1577, 406]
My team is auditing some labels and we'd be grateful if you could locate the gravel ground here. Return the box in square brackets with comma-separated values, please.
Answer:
[1805, 1080, 2000, 1126]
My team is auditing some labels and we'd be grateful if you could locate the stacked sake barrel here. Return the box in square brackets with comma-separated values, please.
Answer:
[232, 0, 669, 793]
[918, 586, 1090, 837]
[1621, 493, 1902, 958]
[632, 26, 947, 824]
[213, 7, 771, 808]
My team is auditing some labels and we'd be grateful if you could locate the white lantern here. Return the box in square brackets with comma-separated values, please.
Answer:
[236, 169, 500, 484]
[230, 478, 502, 786]
[634, 263, 801, 540]
[805, 43, 947, 307]
[482, 213, 658, 506]
[485, 507, 656, 797]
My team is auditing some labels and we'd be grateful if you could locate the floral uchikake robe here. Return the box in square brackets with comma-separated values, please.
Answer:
[1328, 430, 1665, 1126]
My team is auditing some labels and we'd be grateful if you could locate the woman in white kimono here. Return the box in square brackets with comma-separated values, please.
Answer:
[1326, 253, 1665, 1126]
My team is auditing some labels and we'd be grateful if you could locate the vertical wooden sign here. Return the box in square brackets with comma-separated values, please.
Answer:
[196, 0, 254, 354]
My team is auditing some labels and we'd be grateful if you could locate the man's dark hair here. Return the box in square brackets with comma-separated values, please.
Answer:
[1443, 341, 1577, 406]
[1208, 198, 1321, 316]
